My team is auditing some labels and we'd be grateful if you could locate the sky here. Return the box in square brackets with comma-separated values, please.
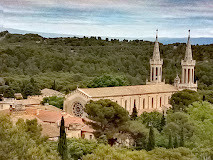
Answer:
[0, 0, 213, 38]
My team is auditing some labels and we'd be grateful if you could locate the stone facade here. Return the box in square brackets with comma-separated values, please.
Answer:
[64, 30, 198, 117]
[174, 30, 198, 91]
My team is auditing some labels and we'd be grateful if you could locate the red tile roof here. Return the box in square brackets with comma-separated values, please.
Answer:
[64, 116, 85, 127]
[81, 125, 94, 133]
[36, 110, 64, 123]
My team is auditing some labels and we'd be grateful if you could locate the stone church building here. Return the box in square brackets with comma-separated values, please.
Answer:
[64, 30, 197, 117]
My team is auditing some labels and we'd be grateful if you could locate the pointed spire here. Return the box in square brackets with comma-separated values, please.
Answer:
[184, 30, 193, 61]
[153, 29, 160, 60]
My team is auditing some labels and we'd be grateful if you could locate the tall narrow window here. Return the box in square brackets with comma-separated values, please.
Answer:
[134, 99, 136, 108]
[188, 69, 190, 83]
[160, 97, 162, 107]
[125, 100, 127, 110]
[192, 69, 194, 82]
[143, 99, 145, 109]
[151, 98, 154, 108]
[156, 67, 158, 76]
[184, 69, 186, 83]
[152, 67, 154, 81]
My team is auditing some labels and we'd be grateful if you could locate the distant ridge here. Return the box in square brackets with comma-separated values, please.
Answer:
[2, 27, 213, 45]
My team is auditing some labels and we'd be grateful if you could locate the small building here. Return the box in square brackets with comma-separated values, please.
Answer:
[0, 98, 15, 111]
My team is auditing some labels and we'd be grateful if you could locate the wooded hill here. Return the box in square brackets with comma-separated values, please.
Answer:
[0, 31, 212, 94]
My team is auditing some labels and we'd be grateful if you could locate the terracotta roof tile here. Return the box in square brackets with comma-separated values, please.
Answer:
[36, 110, 64, 123]
[81, 125, 94, 133]
[64, 116, 85, 127]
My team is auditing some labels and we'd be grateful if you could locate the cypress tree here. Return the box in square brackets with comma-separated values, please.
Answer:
[160, 113, 166, 132]
[174, 134, 179, 148]
[58, 116, 67, 160]
[168, 130, 173, 148]
[130, 103, 138, 120]
[147, 125, 155, 151]
[180, 127, 184, 147]
[52, 80, 56, 90]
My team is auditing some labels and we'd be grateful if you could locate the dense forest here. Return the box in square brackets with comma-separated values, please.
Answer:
[0, 31, 212, 95]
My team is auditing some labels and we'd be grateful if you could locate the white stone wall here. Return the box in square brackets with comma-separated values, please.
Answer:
[64, 90, 175, 117]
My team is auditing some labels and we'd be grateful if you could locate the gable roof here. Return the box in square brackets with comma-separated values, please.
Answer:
[41, 88, 65, 97]
[78, 84, 177, 98]
[36, 110, 64, 123]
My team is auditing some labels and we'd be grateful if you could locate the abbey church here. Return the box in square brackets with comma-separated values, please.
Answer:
[64, 30, 197, 117]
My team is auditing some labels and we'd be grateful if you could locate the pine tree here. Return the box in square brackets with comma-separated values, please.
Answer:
[3, 87, 15, 98]
[174, 134, 179, 148]
[147, 125, 155, 151]
[130, 103, 138, 120]
[160, 113, 166, 132]
[180, 127, 184, 147]
[58, 116, 67, 160]
[168, 130, 173, 148]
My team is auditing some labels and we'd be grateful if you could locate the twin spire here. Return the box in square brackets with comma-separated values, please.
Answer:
[152, 29, 160, 61]
[184, 30, 193, 61]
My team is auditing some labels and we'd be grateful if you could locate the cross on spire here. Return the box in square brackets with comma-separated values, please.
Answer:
[156, 29, 158, 39]
[188, 29, 190, 40]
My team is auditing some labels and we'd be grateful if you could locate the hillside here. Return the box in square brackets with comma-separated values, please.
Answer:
[0, 31, 212, 94]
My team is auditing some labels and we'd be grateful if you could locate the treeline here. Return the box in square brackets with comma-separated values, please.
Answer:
[0, 31, 212, 94]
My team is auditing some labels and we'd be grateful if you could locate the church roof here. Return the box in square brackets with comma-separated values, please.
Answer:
[78, 84, 178, 98]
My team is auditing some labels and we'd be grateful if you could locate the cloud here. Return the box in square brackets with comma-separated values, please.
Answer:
[1, 0, 213, 38]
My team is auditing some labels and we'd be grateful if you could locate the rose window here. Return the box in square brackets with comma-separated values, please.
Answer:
[72, 102, 83, 117]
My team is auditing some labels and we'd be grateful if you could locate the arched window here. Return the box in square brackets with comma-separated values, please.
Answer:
[125, 100, 127, 110]
[152, 67, 154, 81]
[143, 99, 145, 109]
[184, 69, 186, 83]
[152, 98, 154, 108]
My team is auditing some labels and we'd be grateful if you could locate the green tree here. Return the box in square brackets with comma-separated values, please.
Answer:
[0, 115, 60, 160]
[58, 116, 67, 160]
[3, 87, 14, 98]
[159, 113, 166, 132]
[84, 99, 129, 146]
[168, 130, 173, 148]
[137, 111, 163, 132]
[67, 138, 98, 160]
[163, 112, 194, 148]
[147, 125, 155, 151]
[41, 96, 64, 109]
[174, 134, 179, 148]
[52, 80, 57, 90]
[170, 89, 200, 112]
[87, 74, 129, 88]
[3, 87, 15, 98]
[119, 120, 149, 149]
[180, 127, 184, 147]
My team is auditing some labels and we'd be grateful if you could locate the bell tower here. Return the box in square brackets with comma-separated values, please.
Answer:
[178, 30, 197, 91]
[147, 30, 163, 84]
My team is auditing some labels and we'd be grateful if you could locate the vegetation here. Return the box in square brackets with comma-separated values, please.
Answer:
[58, 116, 67, 160]
[84, 99, 213, 159]
[0, 32, 212, 94]
[41, 96, 64, 109]
[0, 32, 212, 159]
[0, 115, 60, 160]
[84, 99, 129, 146]
[170, 89, 200, 112]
